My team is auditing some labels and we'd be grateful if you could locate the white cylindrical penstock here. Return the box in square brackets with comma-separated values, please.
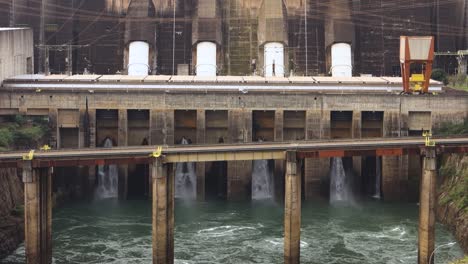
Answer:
[331, 43, 352, 77]
[196, 42, 217, 77]
[264, 42, 285, 77]
[128, 41, 149, 76]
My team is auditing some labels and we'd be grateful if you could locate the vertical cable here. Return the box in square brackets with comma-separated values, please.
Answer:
[304, 0, 308, 76]
[39, 0, 46, 73]
[172, 0, 176, 75]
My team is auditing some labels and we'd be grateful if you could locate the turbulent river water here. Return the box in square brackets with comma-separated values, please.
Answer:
[2, 199, 463, 264]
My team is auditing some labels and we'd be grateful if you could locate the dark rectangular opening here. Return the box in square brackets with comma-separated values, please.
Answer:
[59, 128, 79, 149]
[96, 109, 118, 147]
[284, 111, 306, 141]
[127, 110, 150, 199]
[174, 110, 197, 144]
[361, 111, 383, 138]
[128, 110, 150, 146]
[331, 111, 352, 139]
[252, 110, 275, 142]
[205, 110, 228, 199]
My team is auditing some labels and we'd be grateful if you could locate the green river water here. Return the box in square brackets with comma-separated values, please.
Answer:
[2, 199, 464, 264]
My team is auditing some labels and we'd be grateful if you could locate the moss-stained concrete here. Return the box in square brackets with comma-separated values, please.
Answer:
[437, 154, 468, 254]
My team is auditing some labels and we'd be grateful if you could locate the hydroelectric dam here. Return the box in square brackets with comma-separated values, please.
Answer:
[0, 74, 468, 263]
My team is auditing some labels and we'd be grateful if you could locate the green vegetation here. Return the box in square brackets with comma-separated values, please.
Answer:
[431, 69, 468, 91]
[433, 119, 468, 136]
[0, 115, 50, 151]
[448, 74, 468, 91]
[431, 68, 449, 85]
[451, 256, 468, 264]
[10, 205, 24, 217]
[439, 156, 468, 214]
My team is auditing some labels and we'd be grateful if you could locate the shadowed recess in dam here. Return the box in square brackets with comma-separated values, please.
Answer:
[175, 137, 196, 199]
[374, 157, 382, 199]
[252, 139, 274, 200]
[330, 157, 355, 205]
[251, 159, 273, 200]
[95, 138, 118, 199]
[2, 200, 463, 264]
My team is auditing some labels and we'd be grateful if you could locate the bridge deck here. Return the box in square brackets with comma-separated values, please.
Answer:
[1, 137, 467, 168]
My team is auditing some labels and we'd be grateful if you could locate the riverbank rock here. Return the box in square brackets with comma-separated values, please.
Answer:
[0, 217, 24, 260]
[437, 155, 468, 254]
[0, 168, 24, 260]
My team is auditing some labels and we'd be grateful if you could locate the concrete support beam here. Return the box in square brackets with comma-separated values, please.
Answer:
[87, 109, 96, 198]
[418, 147, 436, 264]
[151, 159, 174, 264]
[352, 111, 361, 139]
[48, 108, 58, 149]
[284, 151, 301, 264]
[150, 109, 175, 145]
[321, 110, 331, 139]
[22, 161, 52, 264]
[118, 109, 128, 200]
[383, 110, 403, 138]
[304, 110, 326, 199]
[196, 110, 206, 200]
[382, 110, 409, 201]
[382, 155, 409, 201]
[227, 109, 252, 200]
[274, 110, 284, 201]
[352, 111, 362, 193]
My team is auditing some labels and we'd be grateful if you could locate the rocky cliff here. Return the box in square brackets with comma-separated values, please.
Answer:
[437, 154, 468, 254]
[0, 168, 24, 260]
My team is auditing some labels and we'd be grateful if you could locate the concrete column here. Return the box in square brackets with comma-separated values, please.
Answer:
[118, 109, 128, 200]
[196, 109, 206, 200]
[284, 151, 301, 264]
[150, 109, 174, 146]
[304, 110, 328, 199]
[352, 111, 361, 139]
[167, 163, 175, 262]
[48, 108, 58, 149]
[382, 155, 409, 201]
[321, 110, 331, 139]
[382, 110, 409, 201]
[418, 147, 436, 264]
[352, 111, 362, 194]
[274, 110, 284, 201]
[227, 109, 252, 200]
[22, 161, 52, 264]
[87, 109, 96, 199]
[149, 109, 176, 198]
[151, 159, 174, 264]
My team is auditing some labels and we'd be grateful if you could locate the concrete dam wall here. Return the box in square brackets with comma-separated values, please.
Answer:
[1, 78, 467, 201]
[1, 0, 466, 76]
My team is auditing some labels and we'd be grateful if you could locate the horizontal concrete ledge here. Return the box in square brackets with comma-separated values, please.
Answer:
[4, 74, 444, 85]
[1, 137, 468, 168]
[1, 82, 443, 94]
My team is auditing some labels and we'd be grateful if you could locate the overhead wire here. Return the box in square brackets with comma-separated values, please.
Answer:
[2, 0, 466, 35]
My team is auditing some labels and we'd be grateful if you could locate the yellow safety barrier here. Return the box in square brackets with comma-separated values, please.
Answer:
[150, 146, 163, 158]
[40, 145, 51, 151]
[22, 150, 35, 161]
[423, 131, 436, 147]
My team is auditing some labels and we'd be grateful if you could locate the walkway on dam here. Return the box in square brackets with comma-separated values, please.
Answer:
[0, 136, 467, 168]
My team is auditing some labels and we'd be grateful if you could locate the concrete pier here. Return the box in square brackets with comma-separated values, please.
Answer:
[151, 158, 174, 264]
[118, 109, 128, 200]
[196, 109, 206, 200]
[227, 109, 252, 200]
[22, 161, 52, 264]
[418, 147, 437, 264]
[284, 151, 301, 264]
